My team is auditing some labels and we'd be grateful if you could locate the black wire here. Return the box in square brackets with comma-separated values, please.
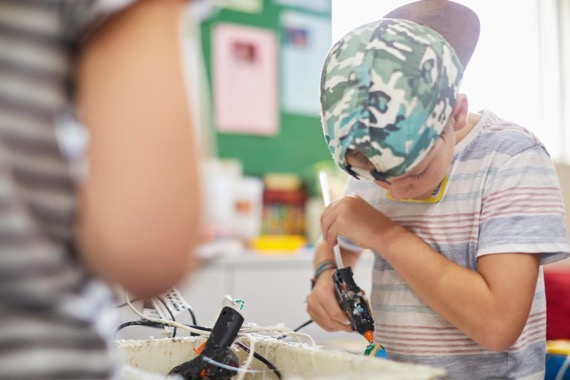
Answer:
[187, 324, 212, 332]
[293, 319, 313, 332]
[187, 306, 199, 336]
[276, 319, 313, 340]
[115, 320, 167, 337]
[187, 306, 197, 325]
[235, 341, 282, 380]
[115, 321, 212, 338]
[115, 297, 178, 338]
[156, 297, 200, 337]
[155, 297, 178, 338]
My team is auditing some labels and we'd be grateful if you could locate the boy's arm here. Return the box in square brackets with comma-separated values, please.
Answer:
[321, 194, 539, 352]
[75, 0, 202, 299]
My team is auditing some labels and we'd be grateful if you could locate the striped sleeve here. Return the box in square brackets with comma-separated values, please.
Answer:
[0, 1, 138, 379]
[478, 130, 570, 264]
[60, 0, 135, 44]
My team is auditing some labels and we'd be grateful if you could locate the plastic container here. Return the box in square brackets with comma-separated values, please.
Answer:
[250, 234, 307, 254]
[261, 189, 307, 236]
[115, 336, 446, 380]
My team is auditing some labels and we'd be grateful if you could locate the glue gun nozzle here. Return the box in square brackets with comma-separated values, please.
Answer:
[363, 330, 374, 343]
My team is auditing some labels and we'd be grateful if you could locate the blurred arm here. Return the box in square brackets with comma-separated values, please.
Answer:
[75, 0, 202, 298]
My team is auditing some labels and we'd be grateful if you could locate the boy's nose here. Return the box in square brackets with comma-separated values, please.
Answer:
[386, 184, 414, 200]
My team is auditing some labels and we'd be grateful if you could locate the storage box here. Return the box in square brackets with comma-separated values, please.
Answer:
[116, 336, 446, 379]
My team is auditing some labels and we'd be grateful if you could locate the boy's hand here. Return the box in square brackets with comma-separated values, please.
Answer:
[320, 194, 395, 250]
[306, 269, 352, 333]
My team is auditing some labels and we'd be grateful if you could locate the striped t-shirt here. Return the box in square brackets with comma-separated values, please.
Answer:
[0, 1, 134, 379]
[340, 110, 570, 380]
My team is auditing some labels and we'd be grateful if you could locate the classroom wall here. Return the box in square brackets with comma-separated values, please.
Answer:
[199, 0, 333, 179]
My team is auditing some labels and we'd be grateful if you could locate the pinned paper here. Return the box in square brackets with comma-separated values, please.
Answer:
[213, 24, 278, 135]
[280, 12, 332, 115]
[275, 0, 330, 13]
[221, 0, 262, 14]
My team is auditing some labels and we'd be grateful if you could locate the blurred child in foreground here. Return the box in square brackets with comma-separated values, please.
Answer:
[0, 0, 202, 378]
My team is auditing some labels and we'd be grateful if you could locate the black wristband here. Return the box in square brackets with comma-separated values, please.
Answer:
[311, 259, 337, 289]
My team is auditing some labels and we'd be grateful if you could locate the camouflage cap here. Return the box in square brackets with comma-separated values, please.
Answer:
[320, 18, 464, 180]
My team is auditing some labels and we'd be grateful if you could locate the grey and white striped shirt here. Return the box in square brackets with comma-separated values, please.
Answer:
[0, 1, 134, 379]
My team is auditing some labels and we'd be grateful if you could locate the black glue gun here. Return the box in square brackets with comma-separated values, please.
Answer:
[333, 266, 374, 343]
[169, 306, 244, 379]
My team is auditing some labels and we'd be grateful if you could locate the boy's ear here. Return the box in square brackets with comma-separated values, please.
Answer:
[452, 94, 469, 132]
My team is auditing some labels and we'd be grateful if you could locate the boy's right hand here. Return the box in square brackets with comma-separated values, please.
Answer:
[306, 268, 353, 333]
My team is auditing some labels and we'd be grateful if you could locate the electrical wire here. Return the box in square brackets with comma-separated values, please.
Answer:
[276, 319, 313, 340]
[179, 336, 282, 380]
[184, 305, 198, 336]
[156, 297, 178, 338]
[124, 292, 211, 337]
[293, 319, 313, 332]
[122, 293, 311, 343]
[116, 320, 165, 334]
[238, 326, 315, 346]
[116, 297, 140, 308]
[115, 324, 283, 379]
[199, 355, 278, 377]
[155, 293, 198, 332]
[236, 334, 255, 380]
[186, 305, 197, 326]
[235, 341, 282, 380]
[115, 320, 211, 338]
[121, 292, 315, 379]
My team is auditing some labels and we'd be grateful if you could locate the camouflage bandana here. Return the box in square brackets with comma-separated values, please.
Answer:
[320, 18, 463, 180]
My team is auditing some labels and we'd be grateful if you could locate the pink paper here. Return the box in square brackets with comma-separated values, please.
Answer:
[212, 24, 278, 136]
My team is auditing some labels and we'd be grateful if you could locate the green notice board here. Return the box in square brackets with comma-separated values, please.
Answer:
[200, 0, 333, 179]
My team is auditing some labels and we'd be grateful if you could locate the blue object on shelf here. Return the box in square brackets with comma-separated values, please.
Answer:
[545, 354, 570, 380]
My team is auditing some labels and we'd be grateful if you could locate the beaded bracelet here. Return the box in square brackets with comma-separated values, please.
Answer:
[310, 259, 337, 289]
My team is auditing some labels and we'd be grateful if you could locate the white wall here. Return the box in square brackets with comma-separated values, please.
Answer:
[331, 0, 563, 161]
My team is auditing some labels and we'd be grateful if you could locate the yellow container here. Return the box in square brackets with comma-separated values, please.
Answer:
[250, 235, 307, 254]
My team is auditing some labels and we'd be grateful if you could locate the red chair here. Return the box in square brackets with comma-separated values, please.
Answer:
[544, 267, 570, 340]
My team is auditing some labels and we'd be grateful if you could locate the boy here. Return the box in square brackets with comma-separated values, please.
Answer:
[307, 1, 570, 379]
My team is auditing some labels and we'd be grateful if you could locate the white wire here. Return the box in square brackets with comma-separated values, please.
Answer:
[124, 293, 316, 346]
[318, 170, 344, 268]
[240, 331, 316, 347]
[235, 334, 256, 380]
[199, 356, 266, 375]
[238, 325, 316, 346]
[124, 293, 210, 336]
[287, 331, 316, 346]
[124, 292, 319, 379]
